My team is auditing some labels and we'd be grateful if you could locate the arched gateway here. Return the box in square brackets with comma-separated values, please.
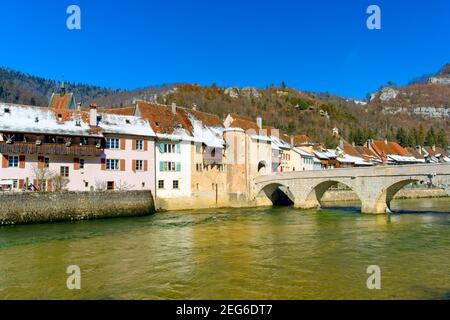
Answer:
[254, 164, 450, 214]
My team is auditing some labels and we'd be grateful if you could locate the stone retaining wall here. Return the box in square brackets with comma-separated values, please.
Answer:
[0, 190, 155, 225]
[321, 188, 448, 203]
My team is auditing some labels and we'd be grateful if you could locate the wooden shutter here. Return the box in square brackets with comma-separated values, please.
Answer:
[2, 154, 8, 168]
[74, 158, 80, 170]
[120, 159, 125, 171]
[19, 155, 26, 169]
[101, 158, 106, 171]
[176, 162, 181, 172]
[132, 140, 136, 151]
[120, 139, 126, 150]
[144, 140, 148, 151]
[33, 179, 38, 191]
[144, 160, 148, 172]
[38, 156, 45, 169]
[18, 179, 25, 190]
[47, 179, 53, 192]
[132, 160, 136, 172]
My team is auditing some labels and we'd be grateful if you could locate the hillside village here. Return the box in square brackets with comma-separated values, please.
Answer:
[0, 83, 448, 211]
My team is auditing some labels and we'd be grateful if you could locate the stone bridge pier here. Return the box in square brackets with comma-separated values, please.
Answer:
[254, 164, 450, 214]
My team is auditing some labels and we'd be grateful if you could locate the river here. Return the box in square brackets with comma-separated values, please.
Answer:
[0, 198, 449, 300]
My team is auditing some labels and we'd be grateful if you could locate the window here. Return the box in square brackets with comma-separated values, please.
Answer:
[196, 163, 203, 172]
[158, 143, 179, 154]
[106, 159, 120, 171]
[135, 140, 144, 151]
[60, 166, 69, 177]
[84, 181, 89, 188]
[107, 181, 115, 190]
[44, 158, 50, 168]
[79, 159, 85, 169]
[12, 179, 18, 189]
[106, 138, 120, 149]
[173, 180, 179, 189]
[158, 180, 164, 189]
[164, 143, 176, 153]
[8, 156, 19, 168]
[160, 161, 180, 172]
[135, 160, 143, 171]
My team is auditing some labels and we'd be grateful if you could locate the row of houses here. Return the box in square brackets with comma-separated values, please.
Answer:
[0, 88, 448, 210]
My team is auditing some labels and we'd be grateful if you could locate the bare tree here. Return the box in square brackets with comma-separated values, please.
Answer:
[116, 180, 134, 191]
[30, 165, 53, 192]
[95, 180, 107, 192]
[51, 175, 69, 192]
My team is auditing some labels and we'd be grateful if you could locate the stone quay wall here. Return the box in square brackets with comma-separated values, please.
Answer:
[0, 190, 155, 225]
[321, 188, 448, 203]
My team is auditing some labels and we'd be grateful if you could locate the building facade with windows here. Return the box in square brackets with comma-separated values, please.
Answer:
[0, 102, 155, 195]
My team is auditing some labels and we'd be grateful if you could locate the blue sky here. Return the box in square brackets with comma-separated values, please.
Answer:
[0, 0, 448, 98]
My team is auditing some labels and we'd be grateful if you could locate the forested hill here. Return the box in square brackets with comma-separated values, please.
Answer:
[0, 67, 116, 106]
[0, 66, 448, 148]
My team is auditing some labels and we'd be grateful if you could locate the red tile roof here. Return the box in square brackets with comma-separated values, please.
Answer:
[370, 140, 411, 157]
[101, 107, 136, 116]
[292, 134, 312, 146]
[133, 101, 192, 135]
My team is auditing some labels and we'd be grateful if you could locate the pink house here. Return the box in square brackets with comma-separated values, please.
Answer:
[0, 102, 156, 196]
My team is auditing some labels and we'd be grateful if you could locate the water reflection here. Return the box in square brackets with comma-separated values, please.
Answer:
[0, 198, 449, 300]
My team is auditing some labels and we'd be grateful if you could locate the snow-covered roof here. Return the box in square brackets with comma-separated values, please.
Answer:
[0, 103, 102, 138]
[99, 113, 155, 137]
[187, 115, 225, 148]
[313, 149, 336, 159]
[250, 134, 273, 142]
[293, 147, 314, 157]
[271, 135, 291, 150]
[337, 154, 373, 166]
[0, 103, 156, 139]
[387, 154, 420, 163]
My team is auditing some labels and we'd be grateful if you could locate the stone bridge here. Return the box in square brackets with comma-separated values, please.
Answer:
[254, 163, 450, 214]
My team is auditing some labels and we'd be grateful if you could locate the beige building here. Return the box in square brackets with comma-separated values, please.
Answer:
[224, 114, 274, 201]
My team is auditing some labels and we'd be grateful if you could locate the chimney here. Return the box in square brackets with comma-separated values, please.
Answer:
[192, 104, 197, 111]
[77, 103, 82, 111]
[171, 102, 177, 115]
[339, 138, 344, 149]
[384, 138, 388, 145]
[352, 141, 355, 147]
[256, 117, 262, 129]
[290, 136, 294, 146]
[432, 145, 436, 152]
[89, 104, 97, 126]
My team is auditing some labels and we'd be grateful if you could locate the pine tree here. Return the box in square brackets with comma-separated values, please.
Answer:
[436, 129, 448, 148]
[396, 127, 408, 147]
[425, 127, 437, 146]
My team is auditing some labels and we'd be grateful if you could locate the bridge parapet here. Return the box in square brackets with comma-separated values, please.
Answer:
[253, 163, 450, 214]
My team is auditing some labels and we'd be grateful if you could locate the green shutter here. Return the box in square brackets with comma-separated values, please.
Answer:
[158, 143, 165, 153]
[176, 162, 181, 172]
[159, 161, 164, 172]
[176, 143, 181, 154]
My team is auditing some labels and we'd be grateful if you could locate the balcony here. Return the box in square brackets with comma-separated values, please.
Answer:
[0, 142, 103, 157]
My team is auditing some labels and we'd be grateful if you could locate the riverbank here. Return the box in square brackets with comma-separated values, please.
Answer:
[0, 190, 155, 225]
[321, 188, 448, 203]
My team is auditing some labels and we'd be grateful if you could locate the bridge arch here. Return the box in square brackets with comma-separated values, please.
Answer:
[256, 182, 295, 206]
[298, 179, 362, 210]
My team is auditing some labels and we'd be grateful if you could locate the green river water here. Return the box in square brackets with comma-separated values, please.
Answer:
[0, 198, 449, 300]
